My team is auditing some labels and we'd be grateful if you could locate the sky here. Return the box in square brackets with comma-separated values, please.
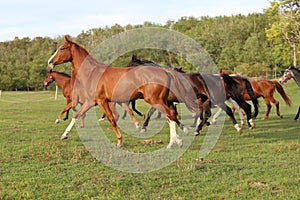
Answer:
[0, 0, 270, 42]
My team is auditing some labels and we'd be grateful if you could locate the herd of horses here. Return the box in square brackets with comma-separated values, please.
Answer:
[44, 36, 298, 148]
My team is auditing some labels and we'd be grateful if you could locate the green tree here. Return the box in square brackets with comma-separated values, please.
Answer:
[266, 0, 300, 66]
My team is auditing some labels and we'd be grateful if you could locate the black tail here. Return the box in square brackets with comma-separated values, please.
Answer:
[243, 78, 259, 119]
[220, 74, 252, 115]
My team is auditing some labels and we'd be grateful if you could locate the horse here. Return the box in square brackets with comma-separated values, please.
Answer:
[127, 55, 212, 136]
[48, 36, 198, 148]
[247, 79, 291, 119]
[43, 69, 140, 128]
[43, 69, 73, 124]
[219, 70, 291, 119]
[279, 66, 300, 121]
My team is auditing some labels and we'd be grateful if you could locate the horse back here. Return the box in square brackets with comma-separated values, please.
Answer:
[95, 66, 171, 102]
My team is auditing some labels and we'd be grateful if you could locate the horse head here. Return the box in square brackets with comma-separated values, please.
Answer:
[43, 69, 53, 89]
[48, 35, 73, 68]
[279, 66, 294, 84]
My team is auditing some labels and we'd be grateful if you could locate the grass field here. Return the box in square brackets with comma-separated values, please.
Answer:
[0, 81, 299, 199]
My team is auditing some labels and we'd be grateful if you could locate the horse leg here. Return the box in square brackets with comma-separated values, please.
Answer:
[144, 96, 182, 148]
[229, 98, 245, 126]
[219, 102, 242, 134]
[211, 107, 222, 125]
[232, 96, 254, 129]
[140, 107, 156, 133]
[263, 98, 272, 119]
[131, 100, 145, 118]
[194, 99, 211, 136]
[121, 102, 139, 128]
[56, 101, 72, 124]
[294, 106, 300, 121]
[97, 99, 122, 148]
[60, 101, 94, 140]
[270, 96, 282, 118]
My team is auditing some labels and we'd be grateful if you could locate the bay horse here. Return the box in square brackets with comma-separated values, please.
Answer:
[279, 66, 300, 121]
[48, 36, 198, 148]
[43, 69, 140, 128]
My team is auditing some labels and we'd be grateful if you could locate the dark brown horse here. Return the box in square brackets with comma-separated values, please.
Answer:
[178, 68, 259, 132]
[48, 36, 197, 148]
[280, 66, 300, 121]
[43, 69, 140, 128]
[219, 70, 291, 119]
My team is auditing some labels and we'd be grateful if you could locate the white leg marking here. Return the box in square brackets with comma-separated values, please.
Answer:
[61, 118, 76, 140]
[229, 98, 244, 125]
[167, 120, 182, 148]
[211, 107, 222, 124]
[234, 123, 243, 134]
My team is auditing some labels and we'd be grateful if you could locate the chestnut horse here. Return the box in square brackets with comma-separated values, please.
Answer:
[43, 69, 140, 128]
[48, 36, 198, 148]
[43, 70, 73, 124]
[248, 79, 291, 119]
[280, 66, 300, 121]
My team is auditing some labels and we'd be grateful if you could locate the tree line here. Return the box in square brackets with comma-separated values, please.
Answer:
[0, 0, 298, 91]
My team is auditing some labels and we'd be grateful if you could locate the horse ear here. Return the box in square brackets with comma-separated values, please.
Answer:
[132, 54, 137, 61]
[64, 35, 71, 43]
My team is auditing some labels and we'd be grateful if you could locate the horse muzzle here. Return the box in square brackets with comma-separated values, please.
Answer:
[48, 61, 56, 69]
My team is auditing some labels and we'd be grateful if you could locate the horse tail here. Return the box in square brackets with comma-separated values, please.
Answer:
[169, 72, 199, 113]
[220, 74, 253, 116]
[272, 80, 292, 106]
[243, 78, 259, 118]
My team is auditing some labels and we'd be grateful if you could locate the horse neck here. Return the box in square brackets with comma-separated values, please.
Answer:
[52, 72, 70, 88]
[292, 69, 300, 88]
[71, 44, 99, 74]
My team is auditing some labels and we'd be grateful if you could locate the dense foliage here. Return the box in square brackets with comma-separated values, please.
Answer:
[0, 1, 299, 90]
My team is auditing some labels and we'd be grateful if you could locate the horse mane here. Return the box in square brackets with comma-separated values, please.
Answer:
[289, 66, 300, 88]
[52, 70, 71, 78]
[127, 55, 159, 67]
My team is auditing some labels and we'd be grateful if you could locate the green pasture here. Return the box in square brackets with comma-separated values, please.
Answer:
[0, 81, 299, 199]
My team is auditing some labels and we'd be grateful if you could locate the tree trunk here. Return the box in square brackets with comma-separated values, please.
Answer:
[293, 42, 297, 66]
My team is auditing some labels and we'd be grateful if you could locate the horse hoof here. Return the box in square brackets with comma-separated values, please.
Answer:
[183, 127, 189, 134]
[140, 128, 147, 133]
[177, 139, 183, 148]
[194, 132, 200, 136]
[279, 115, 283, 119]
[55, 119, 60, 124]
[60, 135, 68, 140]
[98, 118, 105, 122]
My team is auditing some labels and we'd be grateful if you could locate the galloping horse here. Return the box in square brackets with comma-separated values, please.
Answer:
[248, 80, 291, 119]
[219, 70, 291, 119]
[280, 66, 300, 121]
[212, 73, 259, 125]
[43, 69, 140, 128]
[127, 55, 211, 135]
[48, 36, 198, 148]
[43, 70, 74, 124]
